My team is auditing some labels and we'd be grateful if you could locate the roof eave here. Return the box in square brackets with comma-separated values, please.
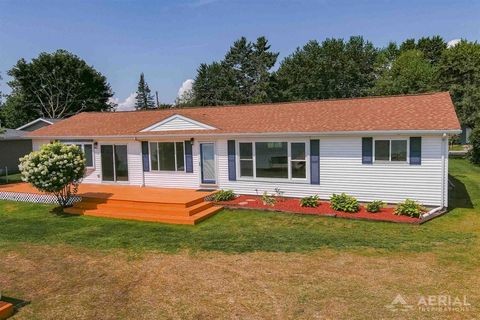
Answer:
[28, 129, 462, 140]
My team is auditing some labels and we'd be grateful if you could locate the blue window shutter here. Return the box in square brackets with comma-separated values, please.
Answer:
[362, 138, 373, 164]
[410, 137, 422, 165]
[141, 141, 150, 172]
[227, 140, 236, 181]
[185, 140, 193, 173]
[310, 139, 320, 185]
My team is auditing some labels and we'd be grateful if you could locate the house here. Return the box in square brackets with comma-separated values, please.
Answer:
[27, 92, 461, 208]
[0, 129, 32, 175]
[0, 118, 60, 175]
[16, 118, 62, 132]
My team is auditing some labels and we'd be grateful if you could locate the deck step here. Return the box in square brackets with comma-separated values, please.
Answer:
[72, 201, 213, 216]
[81, 196, 205, 208]
[63, 205, 223, 225]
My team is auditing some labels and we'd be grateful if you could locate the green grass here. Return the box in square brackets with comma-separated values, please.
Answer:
[0, 159, 479, 260]
[0, 172, 22, 184]
[449, 144, 466, 151]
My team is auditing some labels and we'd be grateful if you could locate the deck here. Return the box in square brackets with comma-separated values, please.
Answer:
[0, 183, 222, 225]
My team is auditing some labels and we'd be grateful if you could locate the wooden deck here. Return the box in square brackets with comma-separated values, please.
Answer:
[0, 183, 222, 225]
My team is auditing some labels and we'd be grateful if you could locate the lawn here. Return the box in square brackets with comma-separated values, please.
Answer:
[0, 173, 22, 185]
[0, 159, 478, 319]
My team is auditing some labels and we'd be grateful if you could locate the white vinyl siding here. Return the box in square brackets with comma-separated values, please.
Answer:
[218, 136, 447, 206]
[31, 135, 449, 207]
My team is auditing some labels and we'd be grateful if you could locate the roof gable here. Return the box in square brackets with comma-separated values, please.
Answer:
[140, 114, 216, 132]
[16, 118, 57, 131]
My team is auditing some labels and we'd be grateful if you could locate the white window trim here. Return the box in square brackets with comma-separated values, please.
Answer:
[149, 141, 186, 173]
[373, 138, 409, 164]
[236, 140, 310, 183]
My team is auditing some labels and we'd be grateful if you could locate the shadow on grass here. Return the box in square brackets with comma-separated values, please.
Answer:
[50, 206, 78, 218]
[449, 175, 474, 209]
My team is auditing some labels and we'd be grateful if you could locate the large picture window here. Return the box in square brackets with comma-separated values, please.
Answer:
[374, 139, 408, 162]
[150, 142, 185, 171]
[237, 141, 308, 180]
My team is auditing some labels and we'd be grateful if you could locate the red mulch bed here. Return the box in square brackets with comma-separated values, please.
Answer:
[217, 195, 421, 224]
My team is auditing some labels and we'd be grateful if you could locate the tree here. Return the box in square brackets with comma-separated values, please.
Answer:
[223, 36, 279, 103]
[372, 50, 437, 95]
[192, 62, 237, 106]
[416, 36, 447, 64]
[468, 126, 480, 165]
[192, 36, 278, 106]
[135, 73, 156, 110]
[275, 36, 377, 101]
[175, 85, 195, 107]
[399, 38, 416, 52]
[437, 40, 480, 127]
[6, 50, 113, 125]
[19, 142, 85, 207]
[0, 93, 37, 129]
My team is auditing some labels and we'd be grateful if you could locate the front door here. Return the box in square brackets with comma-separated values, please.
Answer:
[200, 143, 216, 184]
[101, 145, 129, 182]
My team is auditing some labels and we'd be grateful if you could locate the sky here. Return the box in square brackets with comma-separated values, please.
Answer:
[0, 0, 479, 109]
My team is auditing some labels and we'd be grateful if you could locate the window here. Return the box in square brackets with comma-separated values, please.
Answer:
[237, 141, 308, 181]
[391, 140, 407, 161]
[74, 143, 94, 167]
[149, 142, 185, 171]
[290, 143, 306, 179]
[175, 142, 185, 171]
[255, 142, 288, 178]
[239, 143, 253, 177]
[374, 139, 408, 162]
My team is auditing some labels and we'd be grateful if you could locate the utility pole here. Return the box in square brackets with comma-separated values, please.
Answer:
[155, 91, 160, 109]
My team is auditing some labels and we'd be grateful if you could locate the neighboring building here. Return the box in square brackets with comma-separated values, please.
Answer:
[459, 126, 472, 145]
[27, 92, 461, 208]
[0, 118, 60, 174]
[0, 129, 32, 174]
[16, 118, 61, 132]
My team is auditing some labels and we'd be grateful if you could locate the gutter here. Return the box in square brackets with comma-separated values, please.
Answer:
[28, 129, 463, 140]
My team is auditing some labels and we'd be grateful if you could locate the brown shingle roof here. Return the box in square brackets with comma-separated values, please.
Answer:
[28, 92, 461, 138]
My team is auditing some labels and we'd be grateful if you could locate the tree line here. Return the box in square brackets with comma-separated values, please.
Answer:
[185, 35, 480, 131]
[1, 36, 479, 132]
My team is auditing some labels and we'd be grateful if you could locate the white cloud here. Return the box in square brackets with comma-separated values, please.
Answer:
[109, 93, 137, 112]
[177, 79, 194, 98]
[447, 39, 461, 48]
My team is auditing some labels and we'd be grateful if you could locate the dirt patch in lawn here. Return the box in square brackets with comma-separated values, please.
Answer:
[0, 245, 477, 319]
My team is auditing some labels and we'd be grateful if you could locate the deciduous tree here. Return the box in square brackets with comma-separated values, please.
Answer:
[6, 50, 114, 125]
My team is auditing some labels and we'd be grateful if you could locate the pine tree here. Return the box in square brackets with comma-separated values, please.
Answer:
[135, 73, 155, 110]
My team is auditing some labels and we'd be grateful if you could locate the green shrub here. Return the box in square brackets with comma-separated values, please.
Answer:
[366, 200, 385, 213]
[300, 195, 320, 207]
[212, 189, 236, 202]
[262, 191, 276, 207]
[330, 193, 359, 213]
[395, 199, 427, 218]
[468, 126, 480, 164]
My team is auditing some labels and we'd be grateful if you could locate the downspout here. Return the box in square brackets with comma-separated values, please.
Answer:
[441, 133, 447, 209]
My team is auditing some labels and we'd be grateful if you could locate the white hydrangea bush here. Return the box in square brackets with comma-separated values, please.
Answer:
[19, 142, 86, 207]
